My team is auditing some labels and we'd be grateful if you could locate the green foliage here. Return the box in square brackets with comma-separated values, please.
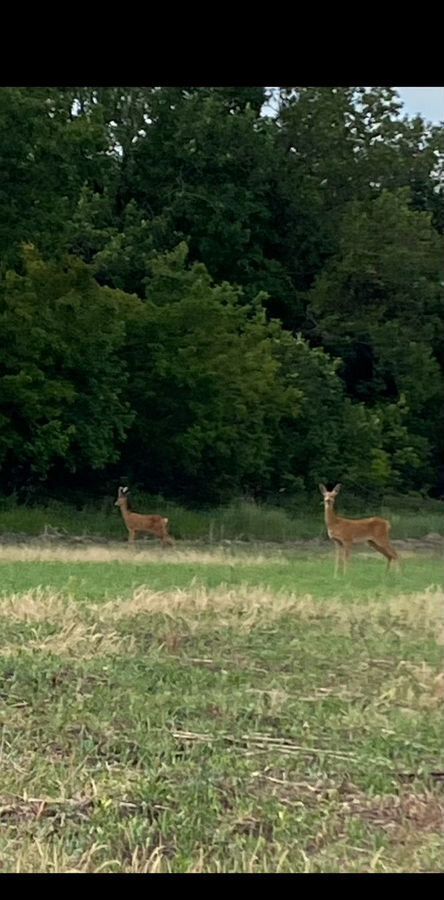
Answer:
[0, 248, 135, 486]
[1, 87, 443, 502]
[122, 245, 301, 501]
[0, 88, 114, 271]
[277, 87, 444, 230]
[309, 189, 443, 339]
[121, 88, 304, 317]
[308, 189, 444, 488]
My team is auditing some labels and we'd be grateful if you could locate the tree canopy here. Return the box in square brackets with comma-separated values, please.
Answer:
[1, 86, 443, 502]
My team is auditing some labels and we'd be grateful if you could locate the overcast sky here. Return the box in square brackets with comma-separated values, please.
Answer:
[396, 87, 443, 124]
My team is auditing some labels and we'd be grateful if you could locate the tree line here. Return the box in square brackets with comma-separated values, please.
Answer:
[1, 87, 443, 504]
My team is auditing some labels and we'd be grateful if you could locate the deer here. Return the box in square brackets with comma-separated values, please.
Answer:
[319, 483, 399, 576]
[114, 486, 174, 546]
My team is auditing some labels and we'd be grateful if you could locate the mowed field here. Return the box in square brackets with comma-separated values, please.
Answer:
[0, 541, 443, 873]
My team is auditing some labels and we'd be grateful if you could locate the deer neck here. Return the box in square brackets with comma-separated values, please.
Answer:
[120, 498, 132, 525]
[324, 503, 338, 537]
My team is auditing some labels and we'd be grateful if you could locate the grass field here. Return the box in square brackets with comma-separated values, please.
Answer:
[0, 542, 443, 873]
[0, 493, 443, 542]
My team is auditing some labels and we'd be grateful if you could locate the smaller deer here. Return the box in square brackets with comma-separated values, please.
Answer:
[115, 486, 174, 546]
[319, 483, 399, 575]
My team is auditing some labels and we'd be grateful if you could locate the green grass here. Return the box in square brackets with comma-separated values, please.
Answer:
[0, 547, 442, 601]
[0, 544, 442, 872]
[0, 495, 443, 542]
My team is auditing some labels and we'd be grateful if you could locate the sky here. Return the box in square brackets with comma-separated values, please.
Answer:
[396, 87, 444, 124]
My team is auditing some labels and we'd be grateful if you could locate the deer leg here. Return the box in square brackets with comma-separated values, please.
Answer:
[153, 529, 165, 547]
[128, 529, 136, 543]
[160, 525, 174, 547]
[333, 541, 341, 578]
[368, 539, 398, 571]
[386, 543, 400, 572]
[342, 542, 351, 574]
[367, 539, 388, 559]
[387, 542, 399, 570]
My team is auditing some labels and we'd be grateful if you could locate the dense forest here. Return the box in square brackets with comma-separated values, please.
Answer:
[1, 86, 443, 505]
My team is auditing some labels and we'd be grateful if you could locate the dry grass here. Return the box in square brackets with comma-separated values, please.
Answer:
[0, 621, 133, 659]
[0, 584, 442, 676]
[96, 586, 444, 645]
[0, 584, 442, 631]
[3, 836, 177, 874]
[0, 543, 291, 566]
[0, 589, 72, 623]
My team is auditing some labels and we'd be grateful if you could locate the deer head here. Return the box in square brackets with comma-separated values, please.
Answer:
[115, 485, 130, 507]
[319, 483, 342, 508]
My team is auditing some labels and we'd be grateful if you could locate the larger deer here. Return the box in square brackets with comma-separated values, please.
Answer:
[319, 483, 398, 575]
[115, 486, 174, 546]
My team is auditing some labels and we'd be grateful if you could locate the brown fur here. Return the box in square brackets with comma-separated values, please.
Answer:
[115, 487, 174, 546]
[319, 483, 398, 575]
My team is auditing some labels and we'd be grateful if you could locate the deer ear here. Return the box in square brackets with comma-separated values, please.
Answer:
[333, 483, 342, 494]
[319, 483, 327, 496]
